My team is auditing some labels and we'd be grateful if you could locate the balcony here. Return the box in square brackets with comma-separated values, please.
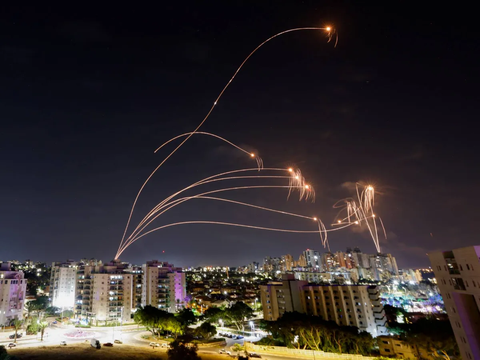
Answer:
[452, 278, 466, 291]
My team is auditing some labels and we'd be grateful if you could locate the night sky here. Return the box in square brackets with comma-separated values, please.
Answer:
[1, 2, 479, 268]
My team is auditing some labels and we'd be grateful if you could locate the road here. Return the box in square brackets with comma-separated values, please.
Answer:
[1, 325, 336, 360]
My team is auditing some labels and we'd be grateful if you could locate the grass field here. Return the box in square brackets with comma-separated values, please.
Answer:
[9, 343, 227, 360]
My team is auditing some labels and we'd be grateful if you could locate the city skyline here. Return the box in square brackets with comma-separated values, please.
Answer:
[1, 3, 479, 268]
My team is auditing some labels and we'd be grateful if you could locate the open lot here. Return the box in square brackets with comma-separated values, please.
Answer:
[9, 343, 228, 360]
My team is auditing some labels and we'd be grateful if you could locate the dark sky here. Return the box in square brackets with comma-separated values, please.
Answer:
[1, 2, 479, 268]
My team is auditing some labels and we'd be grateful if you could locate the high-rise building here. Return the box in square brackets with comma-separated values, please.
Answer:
[429, 246, 480, 360]
[142, 260, 186, 313]
[303, 249, 321, 270]
[247, 262, 259, 273]
[335, 251, 355, 269]
[370, 253, 399, 280]
[126, 265, 143, 309]
[259, 275, 307, 321]
[280, 254, 294, 272]
[50, 260, 78, 309]
[296, 254, 307, 267]
[351, 248, 371, 269]
[75, 260, 134, 324]
[322, 252, 336, 271]
[0, 262, 27, 325]
[260, 274, 387, 337]
[263, 256, 281, 273]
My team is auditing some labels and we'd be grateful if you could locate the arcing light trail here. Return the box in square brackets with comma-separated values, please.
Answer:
[115, 25, 387, 257]
[119, 26, 335, 249]
[116, 181, 315, 258]
[154, 131, 264, 169]
[121, 166, 314, 244]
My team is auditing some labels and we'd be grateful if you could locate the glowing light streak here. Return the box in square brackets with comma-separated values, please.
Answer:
[119, 26, 335, 251]
[126, 169, 312, 239]
[117, 166, 316, 255]
[118, 220, 322, 258]
[117, 184, 312, 257]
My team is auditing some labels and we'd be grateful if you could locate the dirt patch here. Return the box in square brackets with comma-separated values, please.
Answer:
[10, 344, 168, 360]
[10, 344, 230, 360]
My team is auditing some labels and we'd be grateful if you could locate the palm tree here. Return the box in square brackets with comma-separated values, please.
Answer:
[39, 321, 48, 341]
[12, 319, 23, 343]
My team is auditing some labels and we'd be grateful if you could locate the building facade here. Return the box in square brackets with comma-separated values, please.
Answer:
[75, 260, 134, 324]
[50, 260, 78, 309]
[0, 262, 27, 325]
[260, 274, 387, 337]
[142, 260, 186, 313]
[303, 249, 321, 270]
[429, 246, 480, 360]
[259, 275, 307, 321]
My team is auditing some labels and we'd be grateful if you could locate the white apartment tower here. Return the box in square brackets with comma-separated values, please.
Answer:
[142, 260, 186, 313]
[303, 249, 321, 270]
[75, 260, 134, 324]
[429, 246, 480, 360]
[50, 260, 78, 309]
[0, 262, 27, 325]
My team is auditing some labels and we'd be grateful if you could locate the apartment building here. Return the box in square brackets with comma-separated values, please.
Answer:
[260, 274, 387, 337]
[260, 275, 307, 321]
[142, 260, 186, 313]
[75, 260, 134, 324]
[0, 262, 27, 325]
[50, 260, 78, 309]
[280, 254, 294, 272]
[429, 246, 480, 360]
[303, 249, 321, 270]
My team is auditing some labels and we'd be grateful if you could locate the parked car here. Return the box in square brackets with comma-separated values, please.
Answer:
[114, 339, 123, 344]
[149, 342, 160, 347]
[161, 343, 169, 348]
[219, 349, 232, 355]
[9, 333, 22, 339]
[60, 341, 67, 346]
[90, 338, 101, 349]
[249, 353, 262, 358]
[8, 343, 16, 349]
[103, 343, 113, 347]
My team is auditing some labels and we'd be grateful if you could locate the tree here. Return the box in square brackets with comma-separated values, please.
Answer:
[62, 310, 74, 318]
[134, 305, 170, 336]
[167, 340, 201, 360]
[176, 308, 197, 328]
[26, 317, 39, 335]
[224, 302, 254, 331]
[400, 318, 460, 359]
[12, 319, 23, 344]
[45, 306, 60, 316]
[26, 296, 49, 319]
[232, 343, 245, 352]
[39, 321, 48, 341]
[196, 322, 216, 341]
[260, 312, 376, 355]
[166, 317, 184, 339]
[203, 307, 224, 324]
